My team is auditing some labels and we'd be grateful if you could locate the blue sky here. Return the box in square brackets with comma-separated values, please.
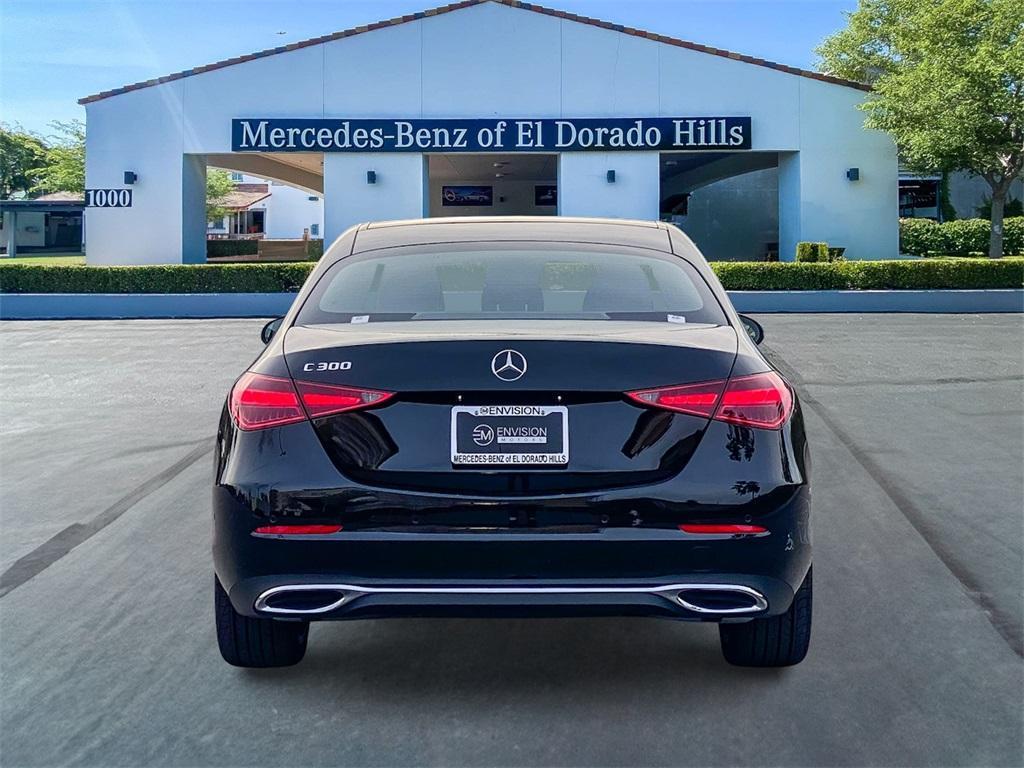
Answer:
[1, 0, 856, 136]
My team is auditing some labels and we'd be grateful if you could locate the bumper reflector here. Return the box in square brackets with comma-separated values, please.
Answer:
[678, 524, 767, 535]
[253, 524, 343, 535]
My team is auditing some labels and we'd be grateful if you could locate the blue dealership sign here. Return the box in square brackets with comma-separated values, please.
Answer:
[232, 117, 751, 153]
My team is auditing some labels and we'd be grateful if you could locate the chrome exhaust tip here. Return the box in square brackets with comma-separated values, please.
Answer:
[254, 586, 350, 615]
[674, 585, 768, 614]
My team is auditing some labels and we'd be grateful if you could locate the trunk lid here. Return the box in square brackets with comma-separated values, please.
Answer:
[284, 320, 737, 391]
[283, 320, 737, 495]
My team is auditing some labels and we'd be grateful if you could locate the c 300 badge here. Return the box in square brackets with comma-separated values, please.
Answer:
[302, 361, 352, 372]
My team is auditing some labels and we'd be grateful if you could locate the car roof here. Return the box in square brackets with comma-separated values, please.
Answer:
[351, 216, 674, 253]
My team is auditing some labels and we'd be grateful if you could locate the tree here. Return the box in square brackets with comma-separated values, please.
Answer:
[32, 120, 85, 195]
[0, 125, 46, 198]
[206, 169, 235, 223]
[818, 0, 1024, 257]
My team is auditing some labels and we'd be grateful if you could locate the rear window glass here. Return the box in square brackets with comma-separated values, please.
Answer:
[296, 245, 727, 325]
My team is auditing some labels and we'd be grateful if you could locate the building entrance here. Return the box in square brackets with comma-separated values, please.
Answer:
[427, 153, 558, 217]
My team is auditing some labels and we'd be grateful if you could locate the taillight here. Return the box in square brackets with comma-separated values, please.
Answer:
[230, 372, 394, 431]
[294, 381, 393, 419]
[625, 379, 725, 418]
[626, 371, 793, 430]
[230, 373, 305, 430]
[715, 372, 793, 429]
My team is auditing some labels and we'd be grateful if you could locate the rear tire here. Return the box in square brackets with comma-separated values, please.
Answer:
[215, 577, 308, 667]
[719, 567, 812, 667]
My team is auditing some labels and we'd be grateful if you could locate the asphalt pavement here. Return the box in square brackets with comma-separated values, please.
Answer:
[1, 315, 1021, 767]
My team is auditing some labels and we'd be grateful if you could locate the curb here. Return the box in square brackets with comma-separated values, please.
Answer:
[729, 289, 1023, 314]
[1, 289, 1021, 319]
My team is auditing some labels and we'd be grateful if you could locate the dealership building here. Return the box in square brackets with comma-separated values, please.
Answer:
[79, 0, 898, 265]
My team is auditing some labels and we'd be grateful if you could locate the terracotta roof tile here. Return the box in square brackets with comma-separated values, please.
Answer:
[78, 0, 868, 104]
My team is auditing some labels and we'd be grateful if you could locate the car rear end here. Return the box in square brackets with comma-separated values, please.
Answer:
[212, 218, 811, 667]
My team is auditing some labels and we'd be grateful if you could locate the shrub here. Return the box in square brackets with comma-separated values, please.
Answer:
[938, 219, 990, 255]
[0, 263, 316, 294]
[207, 239, 259, 258]
[711, 259, 1024, 291]
[1, 259, 1021, 295]
[715, 262, 851, 290]
[899, 218, 940, 257]
[900, 216, 1024, 257]
[1004, 218, 1024, 255]
[795, 242, 829, 262]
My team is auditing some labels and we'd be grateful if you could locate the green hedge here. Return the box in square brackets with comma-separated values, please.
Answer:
[899, 217, 1024, 257]
[795, 242, 829, 263]
[1, 259, 1021, 294]
[207, 240, 259, 258]
[0, 263, 315, 294]
[713, 259, 1024, 291]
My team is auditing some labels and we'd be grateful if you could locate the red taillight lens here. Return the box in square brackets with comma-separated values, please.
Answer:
[626, 371, 793, 429]
[254, 524, 343, 535]
[715, 371, 793, 430]
[294, 381, 393, 419]
[230, 372, 305, 430]
[679, 523, 768, 535]
[626, 379, 726, 418]
[230, 373, 393, 430]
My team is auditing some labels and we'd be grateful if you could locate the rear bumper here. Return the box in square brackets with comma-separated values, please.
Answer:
[214, 486, 811, 621]
[232, 574, 792, 622]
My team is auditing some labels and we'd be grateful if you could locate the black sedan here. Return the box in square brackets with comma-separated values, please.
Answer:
[213, 217, 811, 668]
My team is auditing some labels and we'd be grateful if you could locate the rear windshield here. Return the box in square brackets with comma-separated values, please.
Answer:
[296, 245, 727, 326]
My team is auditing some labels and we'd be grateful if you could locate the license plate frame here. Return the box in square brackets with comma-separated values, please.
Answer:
[450, 405, 569, 466]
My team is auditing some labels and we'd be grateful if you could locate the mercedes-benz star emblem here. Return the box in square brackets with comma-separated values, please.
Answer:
[491, 349, 527, 382]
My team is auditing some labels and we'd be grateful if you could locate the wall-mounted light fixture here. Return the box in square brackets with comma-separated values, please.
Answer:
[123, 171, 138, 185]
[606, 170, 616, 183]
[846, 167, 860, 181]
[366, 170, 377, 184]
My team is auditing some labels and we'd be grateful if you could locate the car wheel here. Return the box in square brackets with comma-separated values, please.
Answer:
[215, 576, 309, 667]
[718, 567, 812, 667]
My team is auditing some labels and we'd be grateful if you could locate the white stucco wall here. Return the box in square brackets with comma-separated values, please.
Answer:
[83, 0, 897, 264]
[323, 154, 428, 243]
[559, 152, 661, 220]
[787, 79, 898, 259]
[263, 182, 324, 239]
[86, 83, 195, 264]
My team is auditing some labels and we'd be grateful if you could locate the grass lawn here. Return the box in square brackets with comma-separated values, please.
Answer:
[1, 253, 86, 266]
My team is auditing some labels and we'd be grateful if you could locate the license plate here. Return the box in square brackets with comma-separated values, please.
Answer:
[451, 405, 568, 466]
